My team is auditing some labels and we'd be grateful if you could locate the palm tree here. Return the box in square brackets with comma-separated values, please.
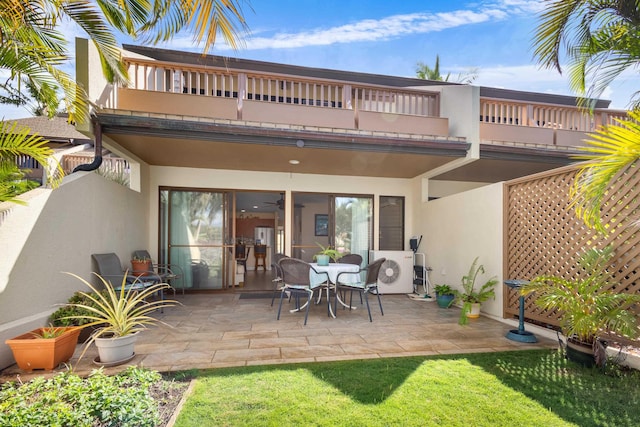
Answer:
[416, 55, 450, 81]
[415, 55, 478, 84]
[0, 121, 62, 204]
[0, 0, 249, 205]
[1, 0, 250, 123]
[532, 0, 640, 110]
[571, 110, 640, 232]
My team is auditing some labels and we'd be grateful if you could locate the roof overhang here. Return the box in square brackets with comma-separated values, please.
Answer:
[432, 143, 577, 182]
[94, 111, 471, 179]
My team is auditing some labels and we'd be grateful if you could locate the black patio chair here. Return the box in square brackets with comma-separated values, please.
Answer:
[270, 253, 289, 306]
[277, 258, 328, 325]
[334, 258, 386, 322]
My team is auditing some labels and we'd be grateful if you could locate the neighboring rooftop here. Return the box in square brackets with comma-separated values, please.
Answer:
[4, 115, 92, 144]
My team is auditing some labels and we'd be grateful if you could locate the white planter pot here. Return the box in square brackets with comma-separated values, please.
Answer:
[95, 333, 138, 364]
[466, 303, 481, 318]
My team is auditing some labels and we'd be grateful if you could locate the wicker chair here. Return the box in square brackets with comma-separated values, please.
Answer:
[277, 258, 328, 325]
[334, 258, 386, 322]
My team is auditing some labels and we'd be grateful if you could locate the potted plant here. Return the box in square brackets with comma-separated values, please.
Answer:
[434, 284, 455, 308]
[521, 246, 640, 367]
[312, 243, 342, 266]
[5, 325, 82, 372]
[131, 255, 152, 276]
[63, 272, 179, 365]
[49, 291, 108, 343]
[454, 257, 498, 325]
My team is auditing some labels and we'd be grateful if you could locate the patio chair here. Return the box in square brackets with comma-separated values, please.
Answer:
[92, 252, 165, 312]
[270, 253, 289, 306]
[132, 250, 184, 295]
[334, 258, 386, 322]
[277, 258, 328, 325]
[339, 253, 363, 266]
[338, 253, 364, 302]
[91, 253, 159, 289]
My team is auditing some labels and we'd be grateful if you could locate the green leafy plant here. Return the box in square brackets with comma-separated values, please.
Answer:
[455, 257, 498, 325]
[62, 272, 180, 360]
[0, 367, 163, 427]
[521, 246, 640, 347]
[50, 291, 107, 327]
[312, 243, 342, 262]
[434, 284, 454, 295]
[29, 324, 68, 339]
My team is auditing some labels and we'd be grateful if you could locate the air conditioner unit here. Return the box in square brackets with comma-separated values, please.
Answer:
[369, 250, 414, 294]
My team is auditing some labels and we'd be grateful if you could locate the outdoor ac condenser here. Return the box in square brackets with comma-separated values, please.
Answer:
[369, 250, 414, 294]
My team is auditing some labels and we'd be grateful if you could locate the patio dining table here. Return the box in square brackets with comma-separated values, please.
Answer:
[310, 262, 361, 317]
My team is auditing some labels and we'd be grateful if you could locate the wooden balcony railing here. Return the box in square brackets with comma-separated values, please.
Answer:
[62, 155, 127, 174]
[125, 58, 441, 118]
[480, 98, 627, 132]
[120, 57, 629, 147]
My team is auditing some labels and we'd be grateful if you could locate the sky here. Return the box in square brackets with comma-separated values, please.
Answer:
[1, 0, 638, 120]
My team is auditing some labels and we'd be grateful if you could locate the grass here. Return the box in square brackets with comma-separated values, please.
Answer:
[173, 349, 640, 427]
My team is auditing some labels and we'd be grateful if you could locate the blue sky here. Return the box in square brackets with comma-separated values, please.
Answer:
[1, 0, 637, 119]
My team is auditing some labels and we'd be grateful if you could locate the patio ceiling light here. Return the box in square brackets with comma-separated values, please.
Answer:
[289, 159, 300, 165]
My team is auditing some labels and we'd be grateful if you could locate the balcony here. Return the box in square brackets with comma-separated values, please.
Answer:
[479, 98, 627, 148]
[119, 58, 449, 137]
[112, 56, 628, 153]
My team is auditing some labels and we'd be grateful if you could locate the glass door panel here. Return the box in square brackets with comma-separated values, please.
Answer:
[291, 193, 372, 264]
[292, 193, 330, 262]
[161, 189, 228, 290]
[334, 196, 372, 265]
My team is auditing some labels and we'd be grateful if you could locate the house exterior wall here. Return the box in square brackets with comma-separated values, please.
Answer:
[242, 100, 355, 128]
[357, 111, 449, 136]
[418, 183, 504, 318]
[118, 88, 238, 120]
[0, 172, 146, 370]
[480, 122, 555, 145]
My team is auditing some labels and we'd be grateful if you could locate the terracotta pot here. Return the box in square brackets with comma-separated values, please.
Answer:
[5, 327, 81, 372]
[131, 259, 152, 276]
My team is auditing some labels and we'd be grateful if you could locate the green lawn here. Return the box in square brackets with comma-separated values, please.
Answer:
[173, 350, 640, 427]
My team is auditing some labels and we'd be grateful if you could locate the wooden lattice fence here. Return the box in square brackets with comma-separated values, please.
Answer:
[503, 161, 640, 328]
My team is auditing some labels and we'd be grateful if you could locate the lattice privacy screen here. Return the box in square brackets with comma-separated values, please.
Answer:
[504, 161, 640, 327]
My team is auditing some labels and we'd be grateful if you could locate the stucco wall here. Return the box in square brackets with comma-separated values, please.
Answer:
[0, 172, 146, 369]
[417, 182, 504, 318]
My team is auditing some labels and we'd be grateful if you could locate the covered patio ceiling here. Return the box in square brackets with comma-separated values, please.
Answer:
[95, 112, 469, 179]
[94, 112, 577, 182]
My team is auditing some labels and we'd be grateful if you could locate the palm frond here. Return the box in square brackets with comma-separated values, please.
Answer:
[570, 110, 640, 232]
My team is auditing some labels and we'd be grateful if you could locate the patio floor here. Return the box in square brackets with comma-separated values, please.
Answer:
[0, 292, 557, 382]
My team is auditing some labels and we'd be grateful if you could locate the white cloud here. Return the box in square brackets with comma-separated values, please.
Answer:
[195, 8, 510, 51]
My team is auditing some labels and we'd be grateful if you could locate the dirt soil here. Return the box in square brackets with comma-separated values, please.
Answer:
[151, 375, 192, 426]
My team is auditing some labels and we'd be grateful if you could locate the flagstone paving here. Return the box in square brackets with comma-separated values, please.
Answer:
[0, 293, 557, 382]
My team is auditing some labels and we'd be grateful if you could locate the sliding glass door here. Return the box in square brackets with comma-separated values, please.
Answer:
[159, 188, 232, 290]
[334, 196, 372, 265]
[291, 193, 372, 264]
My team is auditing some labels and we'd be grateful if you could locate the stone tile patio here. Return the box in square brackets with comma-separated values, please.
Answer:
[0, 293, 557, 382]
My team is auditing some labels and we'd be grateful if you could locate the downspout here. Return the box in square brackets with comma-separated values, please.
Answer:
[73, 119, 103, 173]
